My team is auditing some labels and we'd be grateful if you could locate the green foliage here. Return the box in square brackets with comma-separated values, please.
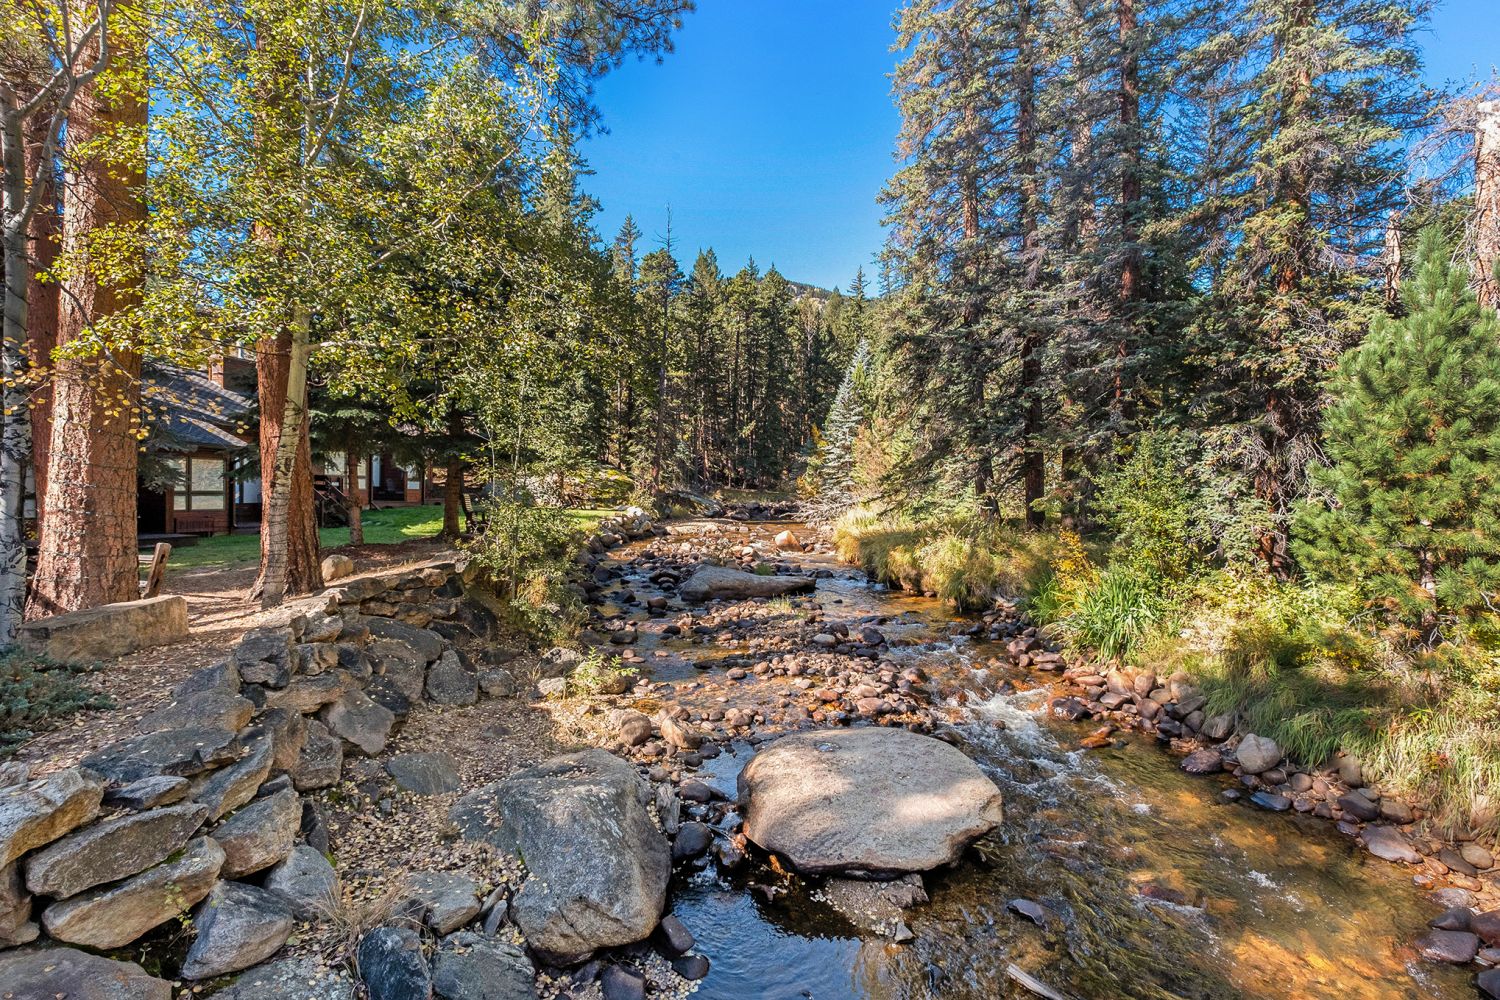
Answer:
[0, 652, 113, 753]
[1054, 566, 1172, 662]
[1293, 228, 1500, 635]
[464, 500, 585, 640]
[566, 651, 638, 697]
[1094, 433, 1200, 579]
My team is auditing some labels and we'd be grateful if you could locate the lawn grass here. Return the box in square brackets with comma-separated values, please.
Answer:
[157, 504, 619, 572]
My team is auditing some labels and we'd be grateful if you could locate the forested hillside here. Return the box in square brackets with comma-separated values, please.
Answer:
[821, 0, 1500, 833]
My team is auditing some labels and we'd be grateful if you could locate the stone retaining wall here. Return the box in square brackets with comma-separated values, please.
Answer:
[0, 513, 661, 994]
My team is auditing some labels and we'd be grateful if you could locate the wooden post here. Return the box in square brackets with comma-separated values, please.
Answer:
[142, 543, 171, 598]
[1476, 100, 1500, 312]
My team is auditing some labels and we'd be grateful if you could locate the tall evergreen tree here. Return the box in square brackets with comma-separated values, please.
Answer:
[1293, 229, 1500, 639]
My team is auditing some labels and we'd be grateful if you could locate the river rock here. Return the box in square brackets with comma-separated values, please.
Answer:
[1249, 791, 1291, 812]
[426, 651, 479, 706]
[738, 728, 1003, 876]
[320, 689, 395, 756]
[1234, 734, 1280, 775]
[678, 565, 815, 602]
[1415, 928, 1479, 964]
[181, 881, 295, 980]
[450, 749, 669, 963]
[387, 752, 462, 796]
[357, 926, 431, 1000]
[138, 688, 254, 735]
[24, 801, 209, 899]
[1337, 791, 1379, 822]
[81, 727, 240, 785]
[42, 836, 224, 949]
[1360, 824, 1421, 865]
[774, 530, 801, 550]
[432, 935, 538, 1000]
[1179, 749, 1222, 775]
[1463, 843, 1495, 870]
[1472, 909, 1500, 946]
[610, 709, 653, 747]
[264, 845, 342, 920]
[0, 948, 171, 999]
[214, 788, 301, 877]
[322, 553, 355, 582]
[293, 719, 345, 791]
[0, 768, 104, 868]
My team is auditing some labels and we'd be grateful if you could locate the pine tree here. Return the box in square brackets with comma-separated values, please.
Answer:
[808, 338, 873, 519]
[1292, 229, 1500, 639]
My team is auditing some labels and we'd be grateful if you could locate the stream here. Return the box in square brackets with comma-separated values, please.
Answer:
[604, 519, 1474, 1000]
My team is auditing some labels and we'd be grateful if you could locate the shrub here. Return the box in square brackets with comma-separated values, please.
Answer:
[1094, 431, 1200, 579]
[0, 652, 113, 753]
[1054, 566, 1172, 661]
[464, 499, 585, 639]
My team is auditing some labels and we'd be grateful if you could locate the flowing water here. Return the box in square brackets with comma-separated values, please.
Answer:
[617, 522, 1475, 1000]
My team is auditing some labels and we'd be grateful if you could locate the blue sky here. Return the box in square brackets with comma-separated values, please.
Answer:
[582, 0, 1500, 292]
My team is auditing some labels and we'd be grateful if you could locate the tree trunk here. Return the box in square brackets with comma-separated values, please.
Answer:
[24, 119, 59, 531]
[1114, 0, 1141, 421]
[1475, 100, 1500, 312]
[27, 30, 146, 619]
[1382, 209, 1403, 313]
[0, 171, 31, 644]
[345, 449, 363, 545]
[1018, 0, 1045, 530]
[255, 307, 321, 607]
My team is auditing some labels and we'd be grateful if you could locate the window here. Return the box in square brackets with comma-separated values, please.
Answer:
[171, 455, 226, 512]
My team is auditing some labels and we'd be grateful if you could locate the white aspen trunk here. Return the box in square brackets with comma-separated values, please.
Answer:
[0, 218, 31, 648]
[1475, 100, 1500, 312]
[259, 302, 313, 609]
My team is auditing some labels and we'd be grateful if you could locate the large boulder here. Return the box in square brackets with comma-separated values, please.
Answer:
[738, 728, 1004, 876]
[24, 801, 209, 899]
[181, 881, 295, 980]
[0, 768, 104, 868]
[449, 750, 668, 964]
[0, 948, 171, 1000]
[678, 565, 816, 603]
[263, 845, 341, 920]
[42, 836, 224, 949]
[18, 595, 187, 664]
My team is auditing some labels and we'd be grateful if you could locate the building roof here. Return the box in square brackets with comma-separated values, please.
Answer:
[141, 363, 254, 455]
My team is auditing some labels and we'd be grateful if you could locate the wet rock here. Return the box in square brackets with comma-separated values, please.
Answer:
[600, 965, 645, 1000]
[1472, 909, 1500, 946]
[1481, 968, 1500, 999]
[1249, 791, 1291, 812]
[673, 822, 712, 861]
[427, 651, 479, 706]
[139, 688, 254, 735]
[1337, 792, 1380, 822]
[657, 914, 695, 954]
[181, 881, 295, 980]
[1439, 847, 1478, 877]
[1429, 906, 1472, 931]
[678, 566, 815, 602]
[358, 926, 432, 1000]
[42, 836, 223, 949]
[1234, 734, 1280, 775]
[264, 844, 341, 920]
[81, 727, 240, 785]
[215, 788, 301, 878]
[1360, 825, 1421, 865]
[0, 768, 104, 867]
[320, 689, 395, 756]
[24, 801, 209, 899]
[739, 728, 1003, 876]
[1008, 898, 1051, 927]
[0, 948, 171, 999]
[387, 752, 461, 796]
[658, 713, 704, 750]
[1179, 749, 1222, 775]
[293, 720, 345, 791]
[672, 954, 711, 981]
[432, 934, 537, 1000]
[450, 750, 668, 964]
[1415, 929, 1479, 964]
[1050, 697, 1091, 722]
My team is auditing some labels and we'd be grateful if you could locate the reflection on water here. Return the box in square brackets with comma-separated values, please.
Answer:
[631, 525, 1473, 1000]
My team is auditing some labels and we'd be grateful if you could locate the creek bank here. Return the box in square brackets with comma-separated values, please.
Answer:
[838, 533, 1500, 987]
